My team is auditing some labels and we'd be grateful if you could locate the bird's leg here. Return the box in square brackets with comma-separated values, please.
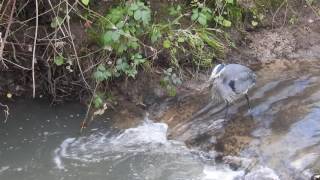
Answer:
[245, 93, 254, 120]
[224, 101, 229, 119]
[245, 93, 251, 111]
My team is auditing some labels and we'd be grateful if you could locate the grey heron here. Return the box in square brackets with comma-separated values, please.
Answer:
[207, 63, 256, 116]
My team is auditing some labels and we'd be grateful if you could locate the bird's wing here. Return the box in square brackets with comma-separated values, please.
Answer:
[215, 78, 237, 103]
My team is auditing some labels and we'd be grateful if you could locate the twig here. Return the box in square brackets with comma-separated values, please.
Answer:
[0, 0, 16, 69]
[32, 0, 39, 98]
[272, 0, 286, 28]
[1, 57, 31, 70]
[0, 102, 9, 123]
[80, 83, 99, 132]
[65, 0, 92, 91]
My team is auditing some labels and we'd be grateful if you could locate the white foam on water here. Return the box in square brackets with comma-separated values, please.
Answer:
[244, 166, 280, 180]
[202, 165, 244, 180]
[0, 166, 10, 174]
[53, 119, 181, 169]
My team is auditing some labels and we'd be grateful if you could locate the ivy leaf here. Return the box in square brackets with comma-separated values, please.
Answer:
[54, 55, 64, 66]
[163, 40, 171, 48]
[81, 0, 89, 6]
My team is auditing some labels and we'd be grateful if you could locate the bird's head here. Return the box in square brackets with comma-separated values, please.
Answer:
[207, 64, 225, 83]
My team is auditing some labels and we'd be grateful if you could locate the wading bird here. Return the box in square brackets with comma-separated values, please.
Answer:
[207, 64, 256, 116]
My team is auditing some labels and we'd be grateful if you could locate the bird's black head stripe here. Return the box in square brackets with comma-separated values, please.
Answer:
[228, 80, 236, 93]
[216, 64, 225, 74]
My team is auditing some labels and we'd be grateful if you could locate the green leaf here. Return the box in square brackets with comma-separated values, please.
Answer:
[225, 0, 234, 4]
[81, 0, 89, 6]
[50, 17, 63, 28]
[94, 65, 112, 82]
[125, 67, 138, 78]
[54, 55, 64, 66]
[163, 40, 171, 48]
[129, 3, 139, 11]
[93, 95, 103, 108]
[222, 19, 232, 27]
[198, 13, 207, 26]
[134, 10, 142, 20]
[108, 7, 126, 23]
[111, 31, 120, 41]
[169, 5, 181, 16]
[177, 37, 185, 42]
[116, 58, 130, 72]
[102, 31, 114, 45]
[191, 9, 199, 21]
[116, 21, 125, 28]
[117, 43, 128, 53]
[150, 27, 161, 43]
[128, 40, 139, 49]
[141, 10, 151, 25]
[132, 53, 145, 65]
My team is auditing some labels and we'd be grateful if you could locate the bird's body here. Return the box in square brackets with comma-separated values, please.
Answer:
[208, 64, 256, 112]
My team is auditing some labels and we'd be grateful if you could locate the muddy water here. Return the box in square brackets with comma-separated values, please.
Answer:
[0, 60, 320, 180]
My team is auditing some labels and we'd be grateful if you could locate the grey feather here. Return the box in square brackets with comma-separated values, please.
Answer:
[209, 64, 256, 104]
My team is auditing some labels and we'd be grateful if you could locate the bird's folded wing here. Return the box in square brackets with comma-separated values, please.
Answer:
[233, 72, 256, 94]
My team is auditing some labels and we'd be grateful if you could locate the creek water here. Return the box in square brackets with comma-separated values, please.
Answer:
[0, 60, 320, 180]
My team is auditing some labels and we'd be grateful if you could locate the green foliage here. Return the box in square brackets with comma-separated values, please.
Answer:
[93, 64, 112, 82]
[163, 39, 171, 48]
[191, 7, 213, 26]
[90, 1, 151, 84]
[160, 68, 182, 96]
[169, 5, 182, 16]
[150, 26, 162, 43]
[93, 94, 104, 108]
[54, 55, 64, 66]
[81, 0, 90, 6]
